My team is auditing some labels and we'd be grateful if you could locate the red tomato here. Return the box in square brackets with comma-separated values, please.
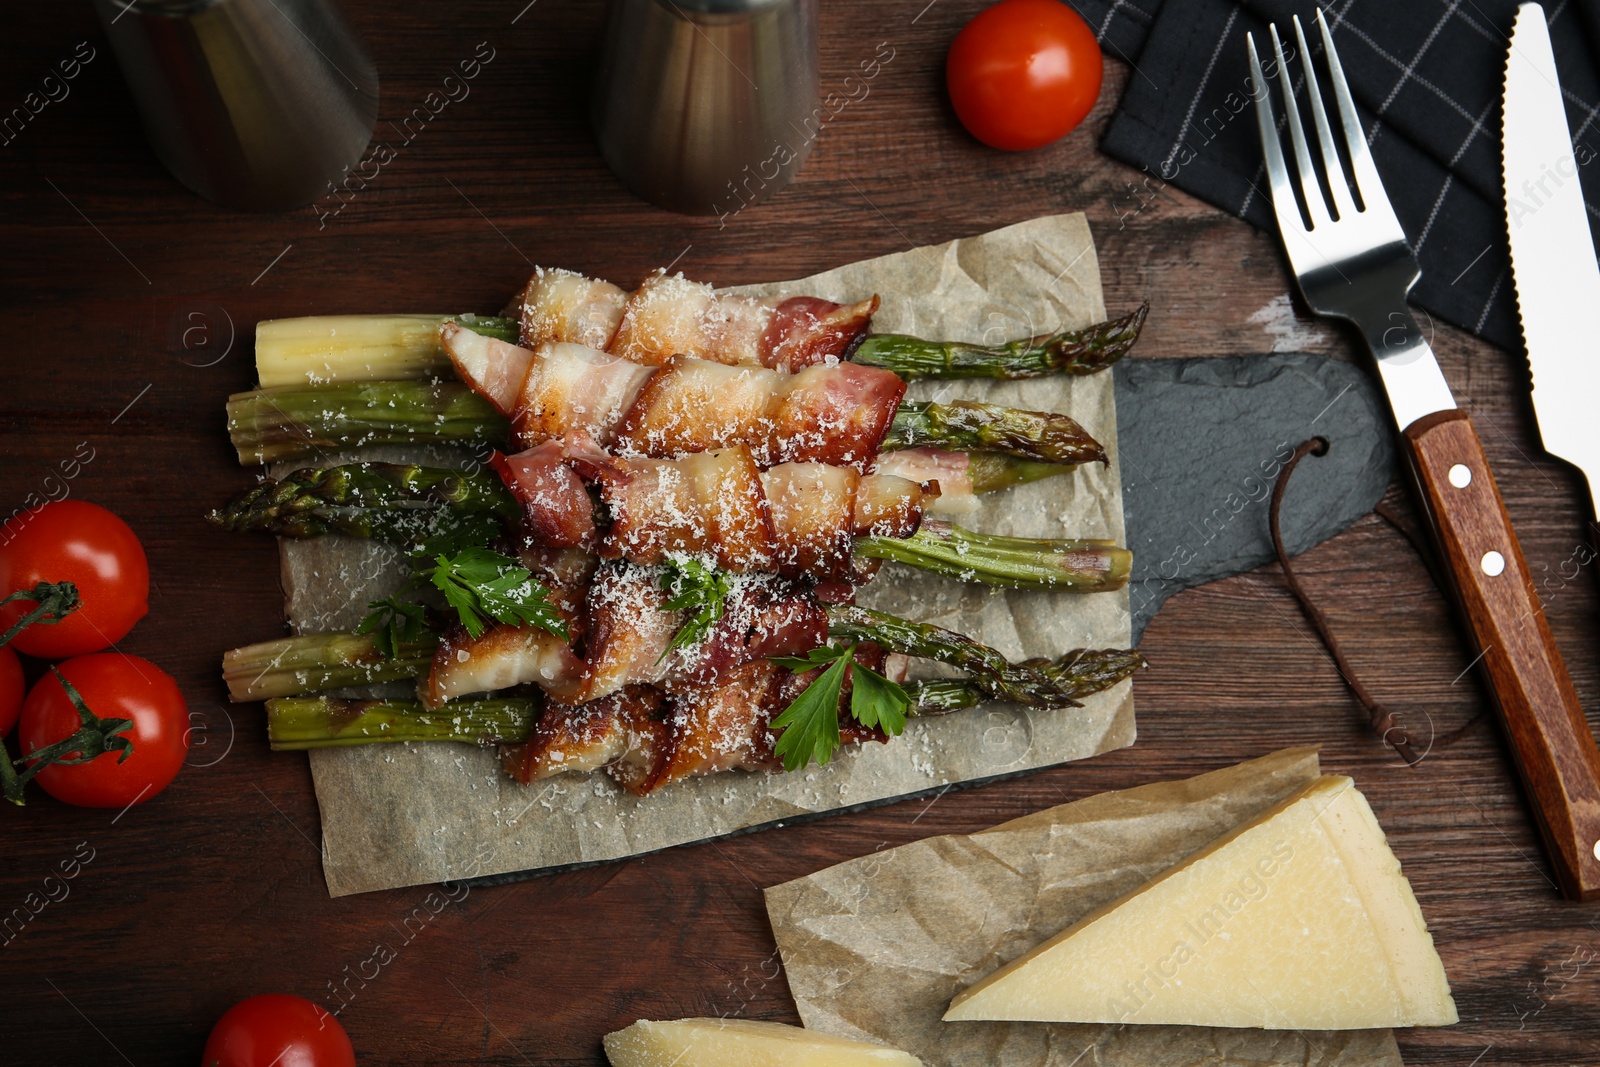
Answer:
[946, 0, 1104, 151]
[202, 995, 356, 1067]
[0, 645, 22, 736]
[0, 501, 149, 659]
[18, 653, 187, 808]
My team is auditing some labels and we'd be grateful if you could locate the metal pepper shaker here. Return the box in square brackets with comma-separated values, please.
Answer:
[591, 0, 820, 217]
[91, 0, 379, 212]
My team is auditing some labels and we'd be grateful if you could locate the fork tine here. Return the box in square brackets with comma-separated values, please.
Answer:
[1293, 14, 1356, 219]
[1270, 23, 1331, 228]
[1248, 33, 1303, 237]
[1316, 8, 1386, 212]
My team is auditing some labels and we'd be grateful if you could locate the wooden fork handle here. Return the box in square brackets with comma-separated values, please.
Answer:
[1403, 408, 1600, 901]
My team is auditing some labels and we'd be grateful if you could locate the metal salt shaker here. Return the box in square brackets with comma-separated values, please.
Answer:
[92, 0, 378, 211]
[592, 0, 819, 217]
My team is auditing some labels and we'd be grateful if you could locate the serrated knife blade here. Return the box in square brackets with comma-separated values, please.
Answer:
[1503, 3, 1600, 513]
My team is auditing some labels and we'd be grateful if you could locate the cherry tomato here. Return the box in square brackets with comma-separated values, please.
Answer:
[0, 645, 22, 736]
[18, 653, 187, 808]
[0, 501, 149, 659]
[202, 995, 356, 1067]
[946, 0, 1104, 151]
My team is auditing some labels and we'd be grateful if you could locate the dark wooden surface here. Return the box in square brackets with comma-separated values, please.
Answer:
[3, 3, 1598, 1064]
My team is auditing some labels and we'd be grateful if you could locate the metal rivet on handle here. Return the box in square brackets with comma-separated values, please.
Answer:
[1481, 551, 1506, 576]
[1448, 464, 1472, 488]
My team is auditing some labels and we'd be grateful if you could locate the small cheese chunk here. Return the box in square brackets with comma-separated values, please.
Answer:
[944, 775, 1457, 1029]
[603, 1018, 924, 1067]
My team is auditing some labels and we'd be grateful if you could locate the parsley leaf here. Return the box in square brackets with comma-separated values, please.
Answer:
[658, 559, 732, 660]
[770, 647, 851, 772]
[769, 643, 912, 771]
[355, 596, 430, 659]
[422, 547, 568, 641]
[849, 662, 911, 736]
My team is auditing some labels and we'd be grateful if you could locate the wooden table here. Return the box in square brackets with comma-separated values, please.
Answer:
[3, 3, 1597, 1064]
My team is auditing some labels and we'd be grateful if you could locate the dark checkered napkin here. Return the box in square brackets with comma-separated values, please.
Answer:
[1073, 0, 1600, 352]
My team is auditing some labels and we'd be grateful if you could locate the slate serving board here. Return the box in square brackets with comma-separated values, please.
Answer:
[1116, 352, 1394, 643]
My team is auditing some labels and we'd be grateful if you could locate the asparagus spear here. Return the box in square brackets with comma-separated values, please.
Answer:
[852, 303, 1148, 380]
[965, 454, 1075, 495]
[262, 644, 1138, 753]
[266, 696, 536, 749]
[252, 308, 1142, 389]
[229, 601, 1142, 710]
[906, 648, 1147, 713]
[207, 463, 516, 556]
[211, 471, 1131, 592]
[823, 605, 1142, 706]
[255, 314, 518, 389]
[223, 631, 441, 702]
[227, 384, 1103, 474]
[882, 400, 1105, 465]
[227, 380, 508, 465]
[853, 521, 1131, 591]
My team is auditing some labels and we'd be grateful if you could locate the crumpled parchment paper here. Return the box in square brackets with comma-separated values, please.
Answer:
[762, 746, 1403, 1067]
[281, 213, 1135, 897]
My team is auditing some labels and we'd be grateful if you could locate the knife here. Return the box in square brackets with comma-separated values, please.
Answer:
[1505, 4, 1600, 529]
[1499, 3, 1600, 900]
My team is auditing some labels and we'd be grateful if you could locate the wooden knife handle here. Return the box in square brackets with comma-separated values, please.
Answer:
[1403, 409, 1600, 901]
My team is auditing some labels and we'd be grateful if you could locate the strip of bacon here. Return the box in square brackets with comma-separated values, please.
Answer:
[871, 447, 979, 516]
[504, 644, 894, 795]
[518, 267, 628, 351]
[578, 563, 678, 701]
[760, 295, 880, 370]
[650, 660, 785, 789]
[852, 472, 933, 538]
[609, 357, 781, 459]
[488, 445, 595, 549]
[503, 685, 669, 793]
[594, 448, 779, 573]
[580, 564, 828, 703]
[512, 341, 655, 450]
[424, 623, 586, 709]
[761, 463, 857, 578]
[755, 360, 905, 469]
[440, 321, 532, 418]
[494, 444, 938, 582]
[525, 349, 905, 469]
[533, 268, 879, 372]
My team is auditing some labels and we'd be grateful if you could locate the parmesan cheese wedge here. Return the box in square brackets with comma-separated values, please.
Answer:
[603, 1018, 925, 1067]
[944, 775, 1457, 1029]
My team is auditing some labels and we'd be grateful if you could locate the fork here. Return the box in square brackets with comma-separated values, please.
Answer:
[1250, 10, 1600, 901]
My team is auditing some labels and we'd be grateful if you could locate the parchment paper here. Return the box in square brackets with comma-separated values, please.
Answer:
[763, 747, 1403, 1067]
[283, 214, 1136, 897]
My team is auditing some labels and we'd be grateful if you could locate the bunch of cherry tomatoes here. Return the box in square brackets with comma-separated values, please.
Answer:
[0, 500, 186, 807]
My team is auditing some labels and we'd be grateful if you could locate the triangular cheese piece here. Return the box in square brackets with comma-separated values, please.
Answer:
[603, 1018, 925, 1067]
[944, 775, 1457, 1029]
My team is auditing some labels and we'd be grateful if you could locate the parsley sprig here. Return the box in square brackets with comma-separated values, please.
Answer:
[355, 595, 429, 659]
[424, 547, 568, 640]
[356, 547, 567, 657]
[769, 643, 912, 771]
[657, 559, 732, 660]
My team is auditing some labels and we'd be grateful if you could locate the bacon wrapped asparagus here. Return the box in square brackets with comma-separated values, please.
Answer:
[209, 459, 1132, 591]
[250, 266, 1147, 389]
[259, 634, 1144, 795]
[234, 574, 1146, 795]
[228, 329, 1110, 478]
[225, 559, 1141, 701]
